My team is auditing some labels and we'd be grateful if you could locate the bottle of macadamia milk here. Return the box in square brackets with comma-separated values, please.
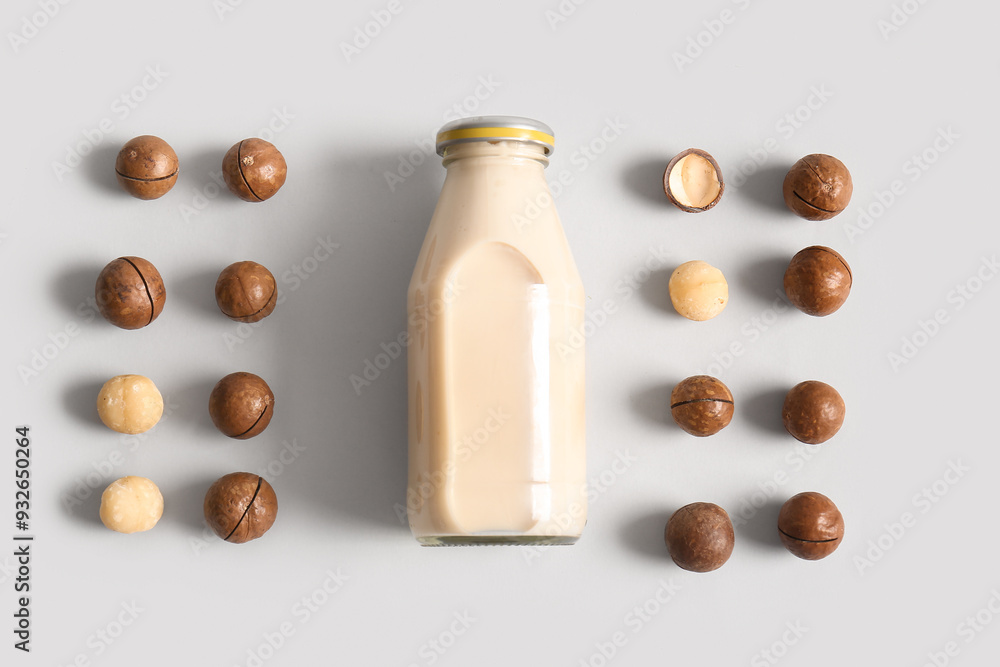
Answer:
[407, 117, 586, 546]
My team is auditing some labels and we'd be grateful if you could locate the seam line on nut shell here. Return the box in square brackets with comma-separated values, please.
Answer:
[225, 476, 262, 542]
[235, 404, 269, 439]
[778, 528, 839, 543]
[220, 286, 276, 321]
[115, 170, 178, 182]
[120, 257, 156, 326]
[814, 246, 853, 280]
[236, 140, 264, 201]
[792, 190, 838, 214]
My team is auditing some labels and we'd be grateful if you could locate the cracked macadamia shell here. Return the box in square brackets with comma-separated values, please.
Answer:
[663, 148, 724, 212]
[784, 246, 852, 317]
[204, 473, 278, 544]
[100, 476, 163, 534]
[782, 154, 852, 220]
[95, 256, 166, 329]
[782, 380, 845, 444]
[778, 492, 845, 560]
[665, 502, 734, 573]
[96, 374, 164, 435]
[215, 260, 277, 322]
[668, 260, 728, 321]
[222, 138, 287, 202]
[670, 375, 734, 437]
[115, 135, 178, 200]
[209, 372, 274, 439]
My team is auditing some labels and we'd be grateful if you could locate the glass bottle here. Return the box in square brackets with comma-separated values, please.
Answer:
[407, 116, 586, 546]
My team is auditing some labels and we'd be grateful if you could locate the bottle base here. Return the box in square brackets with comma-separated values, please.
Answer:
[416, 535, 580, 547]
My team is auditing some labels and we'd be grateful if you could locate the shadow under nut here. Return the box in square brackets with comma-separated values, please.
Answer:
[204, 473, 278, 544]
[208, 372, 274, 439]
[215, 261, 277, 322]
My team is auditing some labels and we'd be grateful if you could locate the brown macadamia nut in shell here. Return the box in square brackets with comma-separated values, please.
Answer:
[209, 372, 274, 439]
[215, 261, 277, 322]
[664, 502, 734, 572]
[663, 148, 724, 212]
[782, 380, 845, 444]
[782, 154, 852, 220]
[95, 256, 166, 329]
[222, 138, 287, 202]
[670, 375, 734, 437]
[115, 135, 179, 200]
[778, 492, 845, 560]
[204, 472, 278, 544]
[783, 246, 852, 317]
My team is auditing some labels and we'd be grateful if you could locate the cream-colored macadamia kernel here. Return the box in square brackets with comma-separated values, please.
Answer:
[668, 260, 729, 321]
[100, 476, 163, 534]
[96, 374, 163, 434]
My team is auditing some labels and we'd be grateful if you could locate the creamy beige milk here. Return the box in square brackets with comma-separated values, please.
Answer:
[407, 137, 586, 545]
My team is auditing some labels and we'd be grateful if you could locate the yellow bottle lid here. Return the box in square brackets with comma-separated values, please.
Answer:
[436, 116, 555, 156]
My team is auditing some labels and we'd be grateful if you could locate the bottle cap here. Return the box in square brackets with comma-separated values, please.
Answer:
[436, 116, 554, 156]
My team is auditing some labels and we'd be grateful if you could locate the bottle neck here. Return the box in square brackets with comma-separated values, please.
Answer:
[441, 140, 549, 169]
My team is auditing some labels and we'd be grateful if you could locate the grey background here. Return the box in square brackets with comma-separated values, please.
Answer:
[3, 0, 999, 664]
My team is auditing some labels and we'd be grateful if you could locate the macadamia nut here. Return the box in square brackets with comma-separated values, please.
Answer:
[663, 149, 724, 212]
[668, 260, 728, 321]
[100, 476, 163, 534]
[96, 374, 163, 435]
